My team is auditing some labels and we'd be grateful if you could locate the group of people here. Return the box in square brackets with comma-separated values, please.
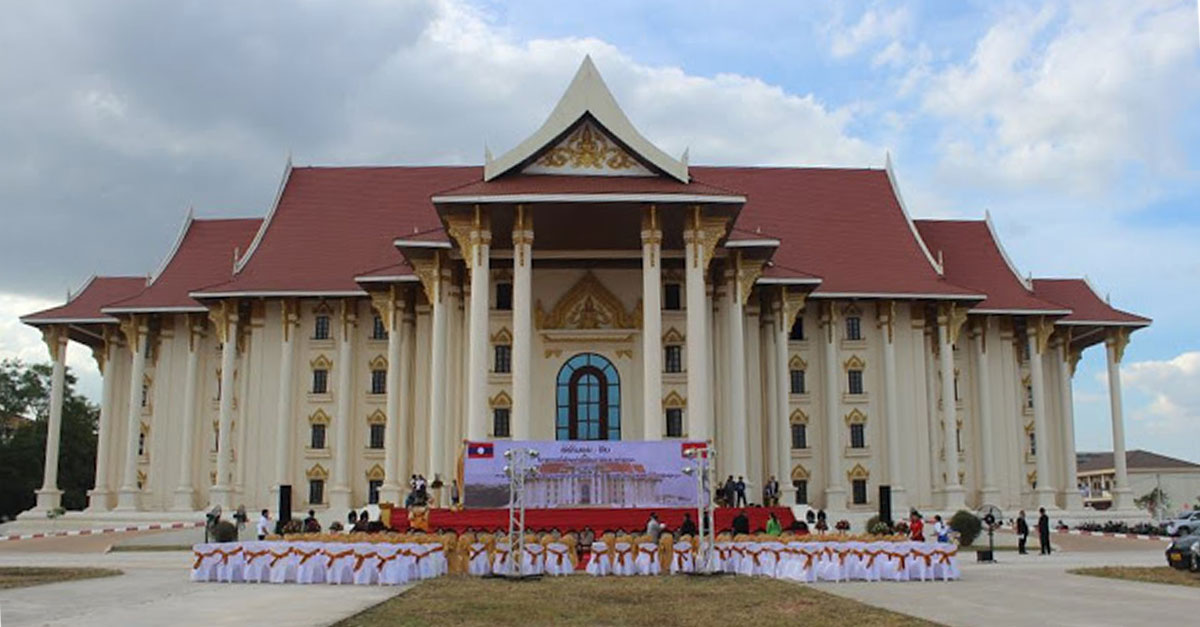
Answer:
[713, 475, 782, 508]
[1015, 507, 1053, 555]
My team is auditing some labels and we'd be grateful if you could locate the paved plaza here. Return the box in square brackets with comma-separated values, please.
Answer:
[0, 531, 1195, 626]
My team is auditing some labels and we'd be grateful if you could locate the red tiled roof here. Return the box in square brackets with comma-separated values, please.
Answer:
[434, 173, 742, 199]
[195, 166, 479, 295]
[21, 276, 147, 324]
[105, 218, 260, 312]
[692, 167, 981, 298]
[1030, 279, 1150, 326]
[914, 219, 1069, 313]
[1077, 450, 1199, 473]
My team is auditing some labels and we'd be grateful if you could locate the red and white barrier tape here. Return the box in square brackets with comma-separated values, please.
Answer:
[1, 521, 204, 542]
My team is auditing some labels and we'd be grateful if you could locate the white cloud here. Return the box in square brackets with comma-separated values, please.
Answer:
[920, 0, 1199, 194]
[829, 6, 911, 58]
[1121, 351, 1200, 440]
[0, 292, 102, 402]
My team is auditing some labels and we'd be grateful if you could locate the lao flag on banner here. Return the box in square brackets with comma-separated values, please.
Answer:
[468, 442, 494, 458]
[681, 441, 708, 458]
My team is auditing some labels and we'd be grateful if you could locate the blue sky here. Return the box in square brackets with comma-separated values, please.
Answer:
[0, 0, 1197, 463]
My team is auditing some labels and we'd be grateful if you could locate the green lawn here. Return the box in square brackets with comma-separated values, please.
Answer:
[1069, 566, 1200, 588]
[335, 575, 937, 627]
[0, 566, 122, 590]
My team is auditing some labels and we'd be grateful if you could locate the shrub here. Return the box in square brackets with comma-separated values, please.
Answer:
[949, 510, 982, 546]
[865, 515, 892, 536]
[213, 520, 238, 543]
[834, 519, 851, 532]
[282, 519, 303, 535]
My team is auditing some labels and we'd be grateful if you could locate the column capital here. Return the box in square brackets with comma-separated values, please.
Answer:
[1027, 315, 1056, 355]
[683, 205, 726, 271]
[937, 302, 970, 346]
[446, 206, 491, 270]
[410, 251, 445, 304]
[732, 252, 764, 305]
[1105, 327, 1131, 363]
[875, 300, 897, 343]
[513, 204, 535, 265]
[39, 324, 68, 364]
[338, 298, 358, 341]
[778, 287, 807, 331]
[206, 301, 237, 344]
[369, 286, 406, 332]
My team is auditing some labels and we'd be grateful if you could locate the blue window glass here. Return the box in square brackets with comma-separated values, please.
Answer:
[555, 353, 621, 440]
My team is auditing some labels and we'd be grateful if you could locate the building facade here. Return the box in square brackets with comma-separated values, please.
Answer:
[21, 59, 1150, 520]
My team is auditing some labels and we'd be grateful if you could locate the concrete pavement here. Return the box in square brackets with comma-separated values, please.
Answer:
[0, 550, 403, 627]
[814, 541, 1196, 627]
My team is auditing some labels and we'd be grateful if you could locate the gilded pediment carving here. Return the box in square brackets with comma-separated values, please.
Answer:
[536, 271, 640, 330]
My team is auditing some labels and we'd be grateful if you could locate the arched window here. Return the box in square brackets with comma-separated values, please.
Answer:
[556, 353, 620, 440]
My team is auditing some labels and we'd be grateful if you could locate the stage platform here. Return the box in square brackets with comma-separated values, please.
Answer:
[389, 505, 795, 534]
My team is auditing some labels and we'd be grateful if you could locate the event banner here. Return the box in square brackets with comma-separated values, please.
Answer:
[462, 440, 710, 509]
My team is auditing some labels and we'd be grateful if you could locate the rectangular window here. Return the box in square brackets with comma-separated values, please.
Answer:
[369, 423, 385, 449]
[141, 383, 149, 408]
[309, 479, 325, 505]
[664, 345, 683, 373]
[850, 423, 866, 449]
[846, 316, 862, 341]
[370, 369, 386, 394]
[1028, 431, 1036, 456]
[138, 432, 146, 456]
[852, 479, 868, 505]
[372, 315, 387, 340]
[663, 283, 682, 310]
[789, 369, 805, 394]
[495, 282, 513, 310]
[312, 369, 328, 394]
[789, 317, 804, 341]
[665, 408, 684, 438]
[793, 480, 808, 505]
[954, 376, 960, 401]
[956, 426, 962, 452]
[1025, 385, 1034, 410]
[314, 315, 331, 340]
[494, 345, 512, 374]
[368, 479, 382, 504]
[310, 424, 327, 449]
[493, 408, 511, 438]
[848, 369, 864, 394]
[791, 423, 807, 449]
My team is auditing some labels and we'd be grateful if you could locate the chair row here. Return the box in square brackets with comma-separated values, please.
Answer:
[191, 541, 448, 585]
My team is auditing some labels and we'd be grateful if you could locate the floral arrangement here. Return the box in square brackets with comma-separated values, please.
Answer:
[834, 519, 851, 532]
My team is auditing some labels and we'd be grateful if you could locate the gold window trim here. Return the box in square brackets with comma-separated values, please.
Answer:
[662, 390, 687, 408]
[791, 464, 811, 481]
[489, 390, 513, 408]
[844, 355, 866, 371]
[366, 409, 387, 425]
[306, 464, 329, 480]
[788, 354, 807, 370]
[844, 408, 868, 425]
[789, 409, 809, 425]
[846, 463, 870, 481]
[310, 354, 333, 370]
[365, 464, 386, 481]
[368, 355, 387, 370]
[309, 409, 331, 425]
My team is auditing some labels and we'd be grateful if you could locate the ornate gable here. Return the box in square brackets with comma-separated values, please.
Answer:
[523, 120, 653, 177]
[536, 272, 640, 330]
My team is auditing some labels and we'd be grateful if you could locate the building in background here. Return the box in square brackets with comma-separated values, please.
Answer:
[19, 58, 1151, 521]
[1078, 450, 1200, 517]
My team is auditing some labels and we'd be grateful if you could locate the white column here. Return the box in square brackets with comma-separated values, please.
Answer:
[87, 332, 118, 512]
[880, 303, 907, 517]
[380, 289, 404, 504]
[512, 205, 534, 440]
[1058, 340, 1083, 510]
[762, 310, 779, 480]
[775, 291, 796, 505]
[466, 208, 491, 441]
[937, 307, 966, 509]
[683, 208, 714, 440]
[427, 256, 449, 497]
[745, 307, 764, 489]
[973, 318, 1000, 505]
[34, 326, 68, 512]
[821, 301, 845, 509]
[397, 306, 415, 481]
[642, 207, 663, 440]
[172, 319, 203, 511]
[1105, 329, 1132, 510]
[1028, 319, 1056, 509]
[270, 303, 297, 507]
[209, 304, 237, 509]
[330, 299, 357, 512]
[116, 316, 148, 511]
[724, 265, 748, 479]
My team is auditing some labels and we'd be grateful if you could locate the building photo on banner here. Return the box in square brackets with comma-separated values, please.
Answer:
[2, 3, 1199, 625]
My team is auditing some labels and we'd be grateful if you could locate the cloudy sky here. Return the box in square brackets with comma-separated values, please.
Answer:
[1, 0, 1197, 463]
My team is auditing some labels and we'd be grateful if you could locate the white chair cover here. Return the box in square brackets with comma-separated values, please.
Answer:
[467, 542, 490, 577]
[375, 544, 409, 585]
[216, 544, 246, 583]
[492, 542, 512, 575]
[242, 541, 273, 583]
[295, 542, 327, 584]
[670, 541, 694, 574]
[931, 543, 960, 581]
[352, 543, 381, 585]
[190, 543, 221, 582]
[268, 544, 299, 584]
[612, 542, 636, 576]
[908, 542, 934, 582]
[522, 543, 545, 576]
[544, 543, 572, 576]
[585, 541, 610, 576]
[634, 543, 660, 576]
[760, 542, 784, 578]
[325, 544, 356, 585]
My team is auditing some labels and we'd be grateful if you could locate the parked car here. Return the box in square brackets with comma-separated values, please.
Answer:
[1165, 511, 1200, 536]
[1164, 533, 1200, 571]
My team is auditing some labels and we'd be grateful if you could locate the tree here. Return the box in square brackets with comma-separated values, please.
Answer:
[1134, 487, 1171, 520]
[0, 359, 98, 520]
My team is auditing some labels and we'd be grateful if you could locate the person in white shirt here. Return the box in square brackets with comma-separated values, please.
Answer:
[256, 509, 272, 540]
[645, 512, 663, 542]
[933, 515, 950, 543]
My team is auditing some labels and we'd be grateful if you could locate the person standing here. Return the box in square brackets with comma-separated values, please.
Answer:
[722, 476, 735, 507]
[765, 512, 782, 536]
[646, 512, 664, 542]
[1016, 510, 1029, 554]
[1037, 507, 1051, 555]
[734, 476, 748, 507]
[909, 511, 925, 542]
[933, 515, 950, 543]
[256, 509, 271, 541]
[763, 475, 780, 507]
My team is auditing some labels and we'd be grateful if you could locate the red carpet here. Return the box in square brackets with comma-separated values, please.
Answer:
[389, 506, 795, 534]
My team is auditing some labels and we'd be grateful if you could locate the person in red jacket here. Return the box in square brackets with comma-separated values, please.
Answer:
[909, 510, 925, 542]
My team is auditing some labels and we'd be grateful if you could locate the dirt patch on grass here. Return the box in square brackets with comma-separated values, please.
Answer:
[1069, 566, 1200, 588]
[0, 566, 122, 590]
[334, 576, 937, 627]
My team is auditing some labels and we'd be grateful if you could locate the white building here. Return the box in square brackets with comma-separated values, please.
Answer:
[20, 58, 1150, 522]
